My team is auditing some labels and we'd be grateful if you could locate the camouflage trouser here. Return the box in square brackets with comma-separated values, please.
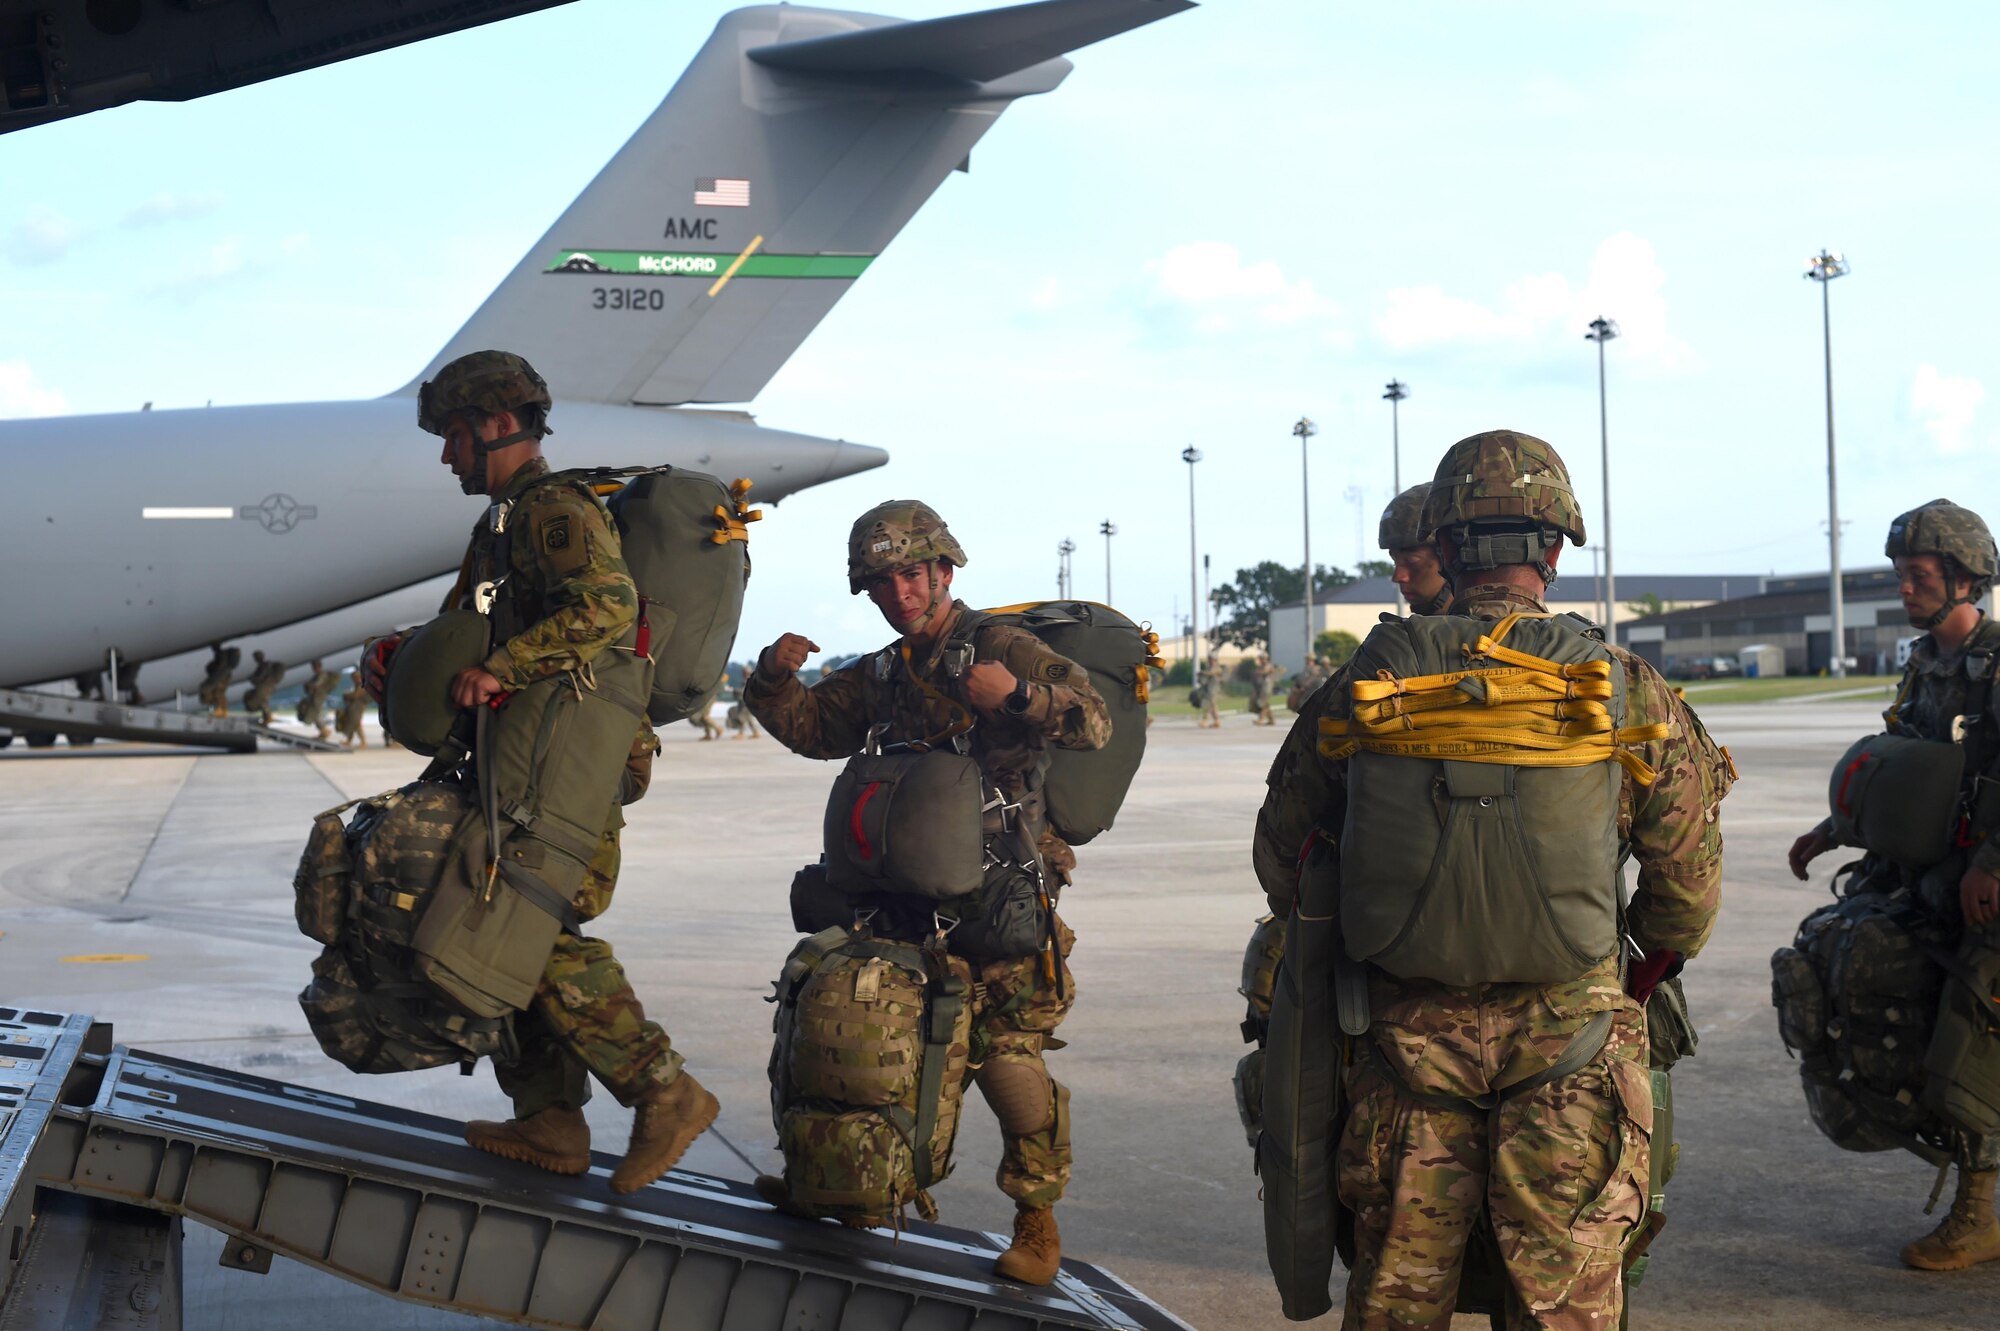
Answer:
[967, 914, 1078, 1209]
[1337, 971, 1651, 1331]
[493, 816, 683, 1117]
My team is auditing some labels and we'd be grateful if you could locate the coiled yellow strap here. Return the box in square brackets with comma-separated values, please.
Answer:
[709, 477, 762, 545]
[1318, 612, 1668, 785]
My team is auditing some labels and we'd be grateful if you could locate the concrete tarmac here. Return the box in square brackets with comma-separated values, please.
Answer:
[1, 703, 1996, 1329]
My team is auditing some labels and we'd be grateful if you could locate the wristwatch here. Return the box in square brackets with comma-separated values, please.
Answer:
[1003, 678, 1033, 715]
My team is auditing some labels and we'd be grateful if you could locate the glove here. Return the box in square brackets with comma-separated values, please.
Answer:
[1626, 948, 1681, 1004]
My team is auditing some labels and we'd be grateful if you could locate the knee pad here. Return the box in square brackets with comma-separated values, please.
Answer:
[979, 1057, 1055, 1136]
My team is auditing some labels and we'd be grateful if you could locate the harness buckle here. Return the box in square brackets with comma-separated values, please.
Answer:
[473, 580, 501, 615]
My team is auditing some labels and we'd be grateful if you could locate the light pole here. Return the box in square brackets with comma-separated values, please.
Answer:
[1294, 416, 1318, 668]
[1057, 538, 1075, 600]
[1382, 379, 1408, 494]
[1099, 519, 1117, 604]
[1806, 249, 1850, 676]
[1182, 445, 1202, 670]
[1585, 317, 1619, 641]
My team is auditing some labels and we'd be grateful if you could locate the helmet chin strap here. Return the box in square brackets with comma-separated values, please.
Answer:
[901, 563, 951, 637]
[1914, 573, 1982, 631]
[458, 414, 542, 496]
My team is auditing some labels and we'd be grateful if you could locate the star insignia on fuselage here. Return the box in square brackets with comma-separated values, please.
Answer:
[238, 493, 318, 534]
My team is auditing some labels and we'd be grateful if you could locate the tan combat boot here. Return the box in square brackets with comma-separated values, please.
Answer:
[610, 1073, 720, 1195]
[993, 1204, 1061, 1285]
[1902, 1167, 2000, 1270]
[463, 1106, 590, 1175]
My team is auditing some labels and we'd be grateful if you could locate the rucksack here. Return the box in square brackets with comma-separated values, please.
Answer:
[963, 601, 1162, 845]
[295, 782, 519, 1073]
[766, 925, 972, 1226]
[1770, 888, 1957, 1163]
[1329, 612, 1660, 985]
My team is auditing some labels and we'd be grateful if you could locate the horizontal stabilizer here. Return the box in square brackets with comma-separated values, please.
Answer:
[749, 0, 1195, 83]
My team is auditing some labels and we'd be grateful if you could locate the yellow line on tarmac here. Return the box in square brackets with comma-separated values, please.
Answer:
[707, 234, 765, 298]
[62, 953, 149, 964]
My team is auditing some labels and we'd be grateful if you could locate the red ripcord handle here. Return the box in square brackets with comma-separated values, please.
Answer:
[850, 781, 884, 860]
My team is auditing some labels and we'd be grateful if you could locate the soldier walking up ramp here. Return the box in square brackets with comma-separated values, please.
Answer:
[1, 1006, 1194, 1331]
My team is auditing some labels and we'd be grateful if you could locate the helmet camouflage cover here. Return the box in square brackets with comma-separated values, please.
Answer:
[1885, 499, 1997, 582]
[847, 500, 967, 593]
[1378, 482, 1435, 551]
[417, 350, 553, 436]
[1420, 429, 1587, 546]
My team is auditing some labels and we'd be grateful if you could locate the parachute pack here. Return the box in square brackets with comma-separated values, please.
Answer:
[1324, 611, 1664, 986]
[296, 781, 553, 1074]
[766, 925, 972, 1226]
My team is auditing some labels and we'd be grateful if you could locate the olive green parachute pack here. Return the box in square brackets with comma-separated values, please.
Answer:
[1233, 913, 1285, 1149]
[1825, 733, 1967, 868]
[1330, 612, 1644, 985]
[767, 924, 972, 1226]
[822, 748, 987, 901]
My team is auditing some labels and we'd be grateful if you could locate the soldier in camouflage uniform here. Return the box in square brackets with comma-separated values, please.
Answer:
[1286, 655, 1328, 713]
[334, 676, 369, 748]
[1254, 431, 1732, 1330]
[1197, 652, 1226, 728]
[1381, 481, 1452, 615]
[197, 643, 238, 717]
[241, 650, 285, 725]
[1250, 652, 1281, 726]
[1789, 499, 2000, 1270]
[295, 660, 341, 739]
[363, 350, 717, 1196]
[745, 500, 1111, 1286]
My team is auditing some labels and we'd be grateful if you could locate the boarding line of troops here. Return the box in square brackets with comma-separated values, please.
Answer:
[321, 349, 2000, 1321]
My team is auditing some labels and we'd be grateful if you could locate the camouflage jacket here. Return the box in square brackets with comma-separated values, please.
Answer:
[1253, 582, 1734, 964]
[335, 689, 368, 731]
[1821, 612, 2000, 878]
[443, 457, 639, 691]
[1251, 663, 1280, 698]
[300, 668, 341, 710]
[744, 599, 1111, 811]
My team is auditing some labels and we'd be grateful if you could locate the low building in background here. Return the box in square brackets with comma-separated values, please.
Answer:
[1619, 566, 1972, 677]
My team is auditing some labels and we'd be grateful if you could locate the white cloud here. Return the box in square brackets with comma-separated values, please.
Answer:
[1149, 241, 1341, 334]
[0, 362, 69, 417]
[7, 206, 78, 265]
[1376, 232, 1689, 368]
[121, 191, 223, 228]
[1911, 364, 1986, 455]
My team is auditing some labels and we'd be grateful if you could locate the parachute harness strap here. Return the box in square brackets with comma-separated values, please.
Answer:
[709, 477, 762, 546]
[898, 639, 975, 752]
[1317, 613, 1669, 784]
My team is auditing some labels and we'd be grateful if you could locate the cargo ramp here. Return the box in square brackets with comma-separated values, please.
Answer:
[0, 1005, 1194, 1331]
[0, 687, 342, 753]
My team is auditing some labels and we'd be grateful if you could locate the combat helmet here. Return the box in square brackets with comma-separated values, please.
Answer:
[1420, 430, 1586, 581]
[847, 501, 967, 594]
[1378, 482, 1434, 551]
[418, 350, 554, 495]
[1886, 499, 1997, 628]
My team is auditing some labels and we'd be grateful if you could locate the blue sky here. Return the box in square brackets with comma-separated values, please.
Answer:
[5, 0, 1997, 659]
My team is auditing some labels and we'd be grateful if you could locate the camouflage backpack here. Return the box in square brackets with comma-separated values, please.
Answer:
[766, 925, 972, 1226]
[1232, 914, 1285, 1149]
[294, 782, 514, 1073]
[1770, 887, 1957, 1163]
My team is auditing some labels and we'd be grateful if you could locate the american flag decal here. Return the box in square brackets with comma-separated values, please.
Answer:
[695, 177, 751, 208]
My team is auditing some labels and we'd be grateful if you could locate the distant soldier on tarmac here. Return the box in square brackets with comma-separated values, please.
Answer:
[724, 690, 761, 739]
[295, 660, 341, 739]
[198, 643, 240, 718]
[334, 678, 369, 748]
[1286, 655, 1329, 714]
[241, 650, 285, 725]
[1250, 652, 1281, 726]
[1197, 652, 1226, 728]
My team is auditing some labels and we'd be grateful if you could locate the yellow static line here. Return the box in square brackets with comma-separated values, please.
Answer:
[62, 953, 149, 964]
[707, 234, 765, 297]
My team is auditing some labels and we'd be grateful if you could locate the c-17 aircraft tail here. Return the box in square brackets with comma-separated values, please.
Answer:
[405, 0, 1193, 407]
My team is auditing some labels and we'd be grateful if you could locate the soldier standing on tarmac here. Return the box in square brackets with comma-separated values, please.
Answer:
[1788, 499, 2000, 1270]
[334, 677, 369, 748]
[745, 500, 1110, 1285]
[1380, 482, 1452, 616]
[1198, 652, 1226, 728]
[241, 651, 285, 725]
[1250, 652, 1281, 726]
[361, 350, 717, 1195]
[295, 660, 341, 739]
[1254, 431, 1733, 1329]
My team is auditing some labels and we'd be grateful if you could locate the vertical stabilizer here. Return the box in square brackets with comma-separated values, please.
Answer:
[406, 0, 1191, 407]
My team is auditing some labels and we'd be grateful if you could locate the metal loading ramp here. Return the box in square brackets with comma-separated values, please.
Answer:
[1, 1006, 1195, 1331]
[0, 687, 344, 753]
